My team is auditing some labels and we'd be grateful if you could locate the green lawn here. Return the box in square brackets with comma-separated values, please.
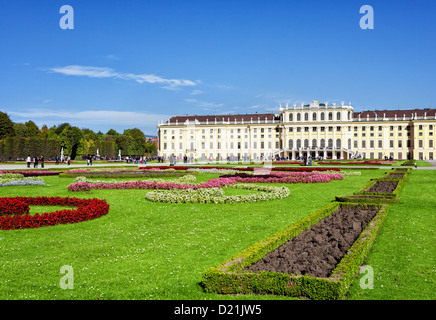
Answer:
[0, 168, 434, 300]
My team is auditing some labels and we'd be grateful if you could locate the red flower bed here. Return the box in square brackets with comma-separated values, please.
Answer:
[0, 170, 60, 177]
[0, 198, 30, 217]
[0, 196, 110, 230]
[317, 161, 395, 165]
[139, 166, 339, 172]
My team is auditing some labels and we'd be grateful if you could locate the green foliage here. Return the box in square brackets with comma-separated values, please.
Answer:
[58, 126, 83, 160]
[0, 111, 15, 139]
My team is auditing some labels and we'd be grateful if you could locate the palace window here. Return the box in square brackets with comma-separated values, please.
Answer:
[320, 139, 325, 148]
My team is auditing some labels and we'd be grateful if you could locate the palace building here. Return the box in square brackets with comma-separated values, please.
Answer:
[157, 101, 436, 161]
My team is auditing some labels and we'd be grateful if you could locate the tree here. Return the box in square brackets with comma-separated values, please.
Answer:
[124, 128, 146, 155]
[13, 123, 29, 137]
[58, 126, 83, 160]
[115, 134, 129, 155]
[25, 120, 40, 137]
[106, 129, 118, 137]
[145, 142, 157, 156]
[55, 123, 71, 135]
[0, 112, 15, 139]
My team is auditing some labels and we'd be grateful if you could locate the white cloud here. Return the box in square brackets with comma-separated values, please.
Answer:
[50, 65, 198, 89]
[184, 98, 224, 109]
[8, 108, 171, 130]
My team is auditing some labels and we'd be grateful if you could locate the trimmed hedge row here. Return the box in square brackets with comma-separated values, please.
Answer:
[335, 168, 410, 204]
[201, 202, 389, 300]
[203, 168, 411, 299]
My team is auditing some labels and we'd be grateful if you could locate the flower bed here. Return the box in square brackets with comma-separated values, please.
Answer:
[0, 196, 110, 230]
[0, 198, 30, 217]
[219, 172, 343, 184]
[201, 202, 389, 300]
[73, 174, 197, 186]
[0, 173, 45, 187]
[145, 184, 290, 204]
[0, 170, 59, 177]
[273, 161, 303, 164]
[60, 169, 192, 179]
[68, 177, 238, 192]
[317, 161, 395, 165]
[140, 166, 340, 173]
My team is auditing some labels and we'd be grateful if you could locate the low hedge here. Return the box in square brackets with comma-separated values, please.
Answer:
[335, 194, 399, 204]
[353, 177, 405, 200]
[201, 202, 389, 300]
[401, 160, 416, 166]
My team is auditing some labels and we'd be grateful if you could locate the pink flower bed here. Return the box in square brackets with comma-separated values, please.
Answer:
[68, 177, 238, 192]
[68, 172, 342, 192]
[231, 172, 343, 184]
[317, 161, 395, 165]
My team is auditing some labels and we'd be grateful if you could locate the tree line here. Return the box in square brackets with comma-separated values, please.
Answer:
[0, 111, 157, 161]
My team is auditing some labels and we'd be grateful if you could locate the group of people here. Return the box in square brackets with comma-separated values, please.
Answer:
[26, 155, 44, 168]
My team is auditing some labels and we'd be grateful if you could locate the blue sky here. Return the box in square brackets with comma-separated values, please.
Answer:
[1, 0, 435, 135]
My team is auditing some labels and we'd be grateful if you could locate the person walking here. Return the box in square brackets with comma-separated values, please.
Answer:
[34, 156, 39, 168]
[26, 155, 31, 168]
[40, 155, 44, 168]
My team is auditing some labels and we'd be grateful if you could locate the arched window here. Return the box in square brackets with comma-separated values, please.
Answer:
[304, 139, 309, 148]
[312, 113, 317, 121]
[289, 139, 293, 149]
[328, 112, 333, 121]
[337, 112, 341, 121]
[312, 139, 317, 148]
[320, 112, 325, 121]
[320, 139, 325, 148]
[289, 113, 293, 121]
[304, 113, 309, 121]
[297, 113, 301, 121]
[336, 138, 341, 148]
[296, 139, 301, 148]
[328, 139, 333, 148]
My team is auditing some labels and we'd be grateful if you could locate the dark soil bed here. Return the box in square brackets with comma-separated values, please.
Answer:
[247, 205, 378, 278]
[341, 195, 389, 199]
[365, 180, 398, 193]
[387, 173, 405, 178]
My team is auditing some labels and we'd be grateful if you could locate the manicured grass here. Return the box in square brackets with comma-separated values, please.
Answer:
[0, 168, 434, 300]
[346, 170, 436, 299]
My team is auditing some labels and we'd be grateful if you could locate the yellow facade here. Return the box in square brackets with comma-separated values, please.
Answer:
[158, 101, 436, 161]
